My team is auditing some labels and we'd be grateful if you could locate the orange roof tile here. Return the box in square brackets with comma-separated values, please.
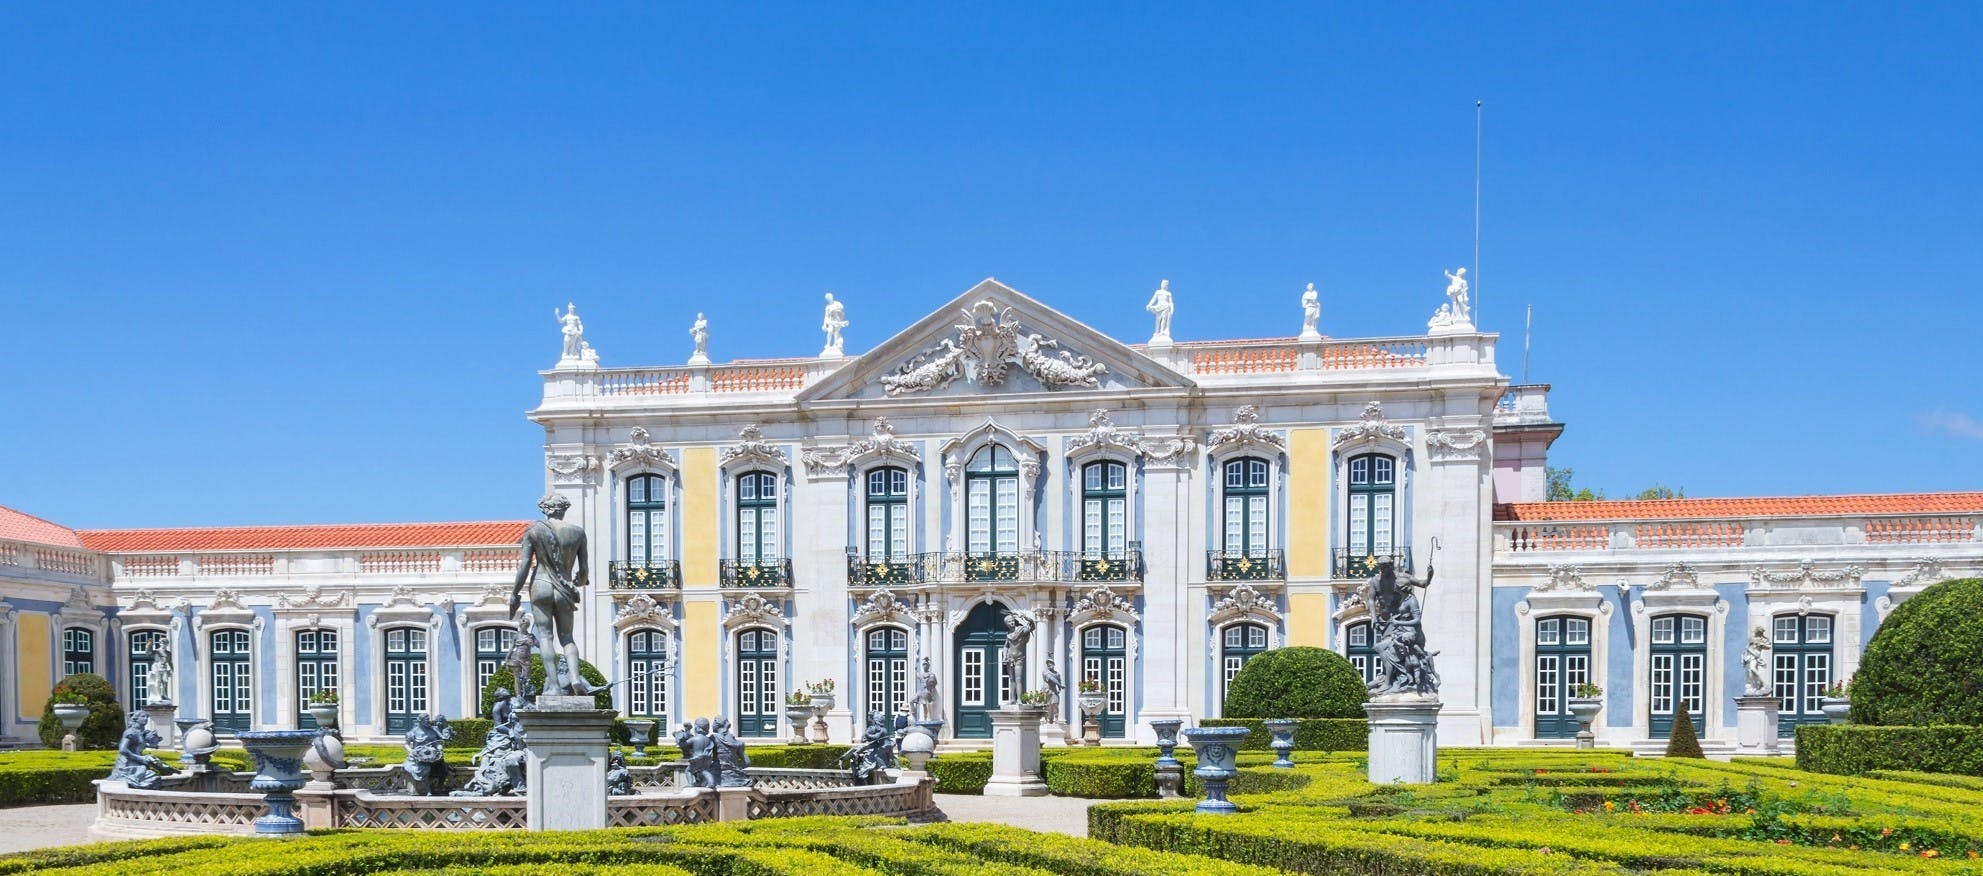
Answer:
[78, 520, 531, 553]
[0, 504, 86, 549]
[1497, 492, 1983, 522]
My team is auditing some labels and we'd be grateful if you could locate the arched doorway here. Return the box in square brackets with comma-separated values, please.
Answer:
[954, 602, 1011, 739]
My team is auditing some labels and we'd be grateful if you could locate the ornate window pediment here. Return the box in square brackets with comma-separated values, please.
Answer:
[193, 588, 260, 631]
[940, 419, 1046, 489]
[609, 426, 678, 474]
[802, 417, 921, 478]
[722, 594, 787, 631]
[1206, 406, 1286, 457]
[366, 585, 442, 629]
[1067, 410, 1143, 462]
[1069, 584, 1140, 627]
[852, 589, 914, 628]
[613, 594, 678, 631]
[1208, 583, 1281, 626]
[719, 424, 788, 471]
[1535, 564, 1592, 592]
[1645, 563, 1702, 592]
[1334, 401, 1409, 448]
[275, 584, 354, 611]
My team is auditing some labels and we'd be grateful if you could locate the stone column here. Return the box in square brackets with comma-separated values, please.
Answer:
[1734, 695, 1780, 755]
[1423, 421, 1491, 746]
[520, 698, 615, 831]
[983, 706, 1048, 796]
[1135, 450, 1194, 742]
[799, 462, 853, 743]
[1365, 696, 1440, 784]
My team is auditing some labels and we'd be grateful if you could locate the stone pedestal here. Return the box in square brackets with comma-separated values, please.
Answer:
[144, 704, 180, 748]
[716, 786, 756, 821]
[1153, 762, 1184, 799]
[519, 697, 615, 831]
[1364, 696, 1440, 785]
[983, 707, 1048, 797]
[1734, 695, 1780, 755]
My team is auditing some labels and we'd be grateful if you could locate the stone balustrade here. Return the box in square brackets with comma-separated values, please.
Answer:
[107, 547, 521, 581]
[1496, 514, 1982, 555]
[0, 537, 108, 584]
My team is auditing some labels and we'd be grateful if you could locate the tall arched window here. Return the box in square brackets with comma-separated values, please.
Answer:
[210, 629, 253, 732]
[1347, 453, 1397, 560]
[966, 445, 1019, 557]
[1649, 614, 1707, 737]
[865, 467, 909, 562]
[736, 472, 779, 565]
[1345, 620, 1377, 685]
[1220, 622, 1269, 703]
[1533, 616, 1591, 739]
[62, 628, 94, 677]
[383, 627, 429, 733]
[1221, 458, 1270, 557]
[128, 630, 166, 709]
[626, 474, 669, 565]
[295, 629, 338, 729]
[1773, 614, 1832, 737]
[735, 629, 778, 737]
[1081, 461, 1128, 558]
[627, 630, 668, 719]
[864, 627, 909, 720]
[1082, 624, 1128, 738]
[474, 625, 517, 696]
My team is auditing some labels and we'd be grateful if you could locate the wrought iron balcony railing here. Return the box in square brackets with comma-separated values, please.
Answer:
[608, 561, 682, 591]
[1206, 549, 1286, 581]
[844, 547, 1145, 586]
[1333, 548, 1413, 580]
[719, 558, 793, 588]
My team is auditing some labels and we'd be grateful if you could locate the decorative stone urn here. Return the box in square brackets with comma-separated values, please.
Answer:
[809, 693, 836, 744]
[306, 703, 339, 735]
[52, 703, 90, 752]
[237, 729, 320, 835]
[1181, 725, 1250, 814]
[176, 719, 209, 769]
[1263, 718, 1298, 768]
[1820, 697, 1852, 725]
[785, 706, 814, 744]
[899, 721, 938, 770]
[303, 731, 347, 783]
[1150, 719, 1183, 767]
[1567, 697, 1604, 750]
[625, 719, 657, 756]
[1077, 690, 1106, 746]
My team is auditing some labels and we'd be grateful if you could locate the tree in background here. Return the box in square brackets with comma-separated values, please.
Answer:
[1546, 466, 1604, 502]
[1635, 484, 1686, 500]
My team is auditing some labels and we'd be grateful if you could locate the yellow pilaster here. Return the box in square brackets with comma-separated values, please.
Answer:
[682, 600, 720, 716]
[1287, 428, 1331, 577]
[681, 447, 718, 588]
[16, 612, 51, 716]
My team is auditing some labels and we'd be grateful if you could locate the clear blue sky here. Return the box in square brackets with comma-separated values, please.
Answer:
[4, 4, 1979, 528]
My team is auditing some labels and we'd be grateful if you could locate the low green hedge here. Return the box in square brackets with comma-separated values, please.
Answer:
[1795, 724, 1983, 776]
[0, 749, 253, 808]
[1198, 717, 1366, 751]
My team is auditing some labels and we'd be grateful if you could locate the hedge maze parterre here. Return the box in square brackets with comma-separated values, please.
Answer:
[9, 748, 1983, 874]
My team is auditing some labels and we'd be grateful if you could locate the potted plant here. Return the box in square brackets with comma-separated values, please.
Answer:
[1820, 679, 1852, 724]
[1567, 683, 1604, 749]
[1015, 689, 1051, 714]
[305, 689, 339, 732]
[784, 689, 816, 744]
[50, 689, 91, 752]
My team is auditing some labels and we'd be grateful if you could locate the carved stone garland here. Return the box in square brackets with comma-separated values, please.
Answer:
[1645, 562, 1701, 591]
[1425, 428, 1487, 462]
[1068, 584, 1140, 627]
[1749, 561, 1866, 589]
[1207, 405, 1287, 455]
[802, 417, 920, 477]
[723, 594, 787, 631]
[1208, 583, 1282, 625]
[851, 589, 914, 627]
[1535, 564, 1592, 593]
[719, 424, 787, 468]
[610, 426, 677, 471]
[879, 299, 1107, 395]
[546, 452, 599, 485]
[1335, 401, 1408, 444]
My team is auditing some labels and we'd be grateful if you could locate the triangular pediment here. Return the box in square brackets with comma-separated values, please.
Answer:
[797, 279, 1194, 402]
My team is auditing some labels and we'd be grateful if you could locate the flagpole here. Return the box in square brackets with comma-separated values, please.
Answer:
[1474, 99, 1483, 327]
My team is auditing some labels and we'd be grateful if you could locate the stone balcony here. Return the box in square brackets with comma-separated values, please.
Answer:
[846, 548, 1143, 588]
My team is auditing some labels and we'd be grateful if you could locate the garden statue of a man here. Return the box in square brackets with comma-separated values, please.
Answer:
[1041, 659, 1064, 722]
[1145, 279, 1174, 343]
[511, 493, 597, 698]
[145, 640, 175, 705]
[912, 657, 939, 722]
[1366, 559, 1439, 697]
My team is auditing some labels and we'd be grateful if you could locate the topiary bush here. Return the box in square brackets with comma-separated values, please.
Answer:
[1664, 700, 1704, 758]
[1221, 647, 1367, 719]
[1852, 577, 1983, 726]
[37, 673, 124, 750]
[479, 658, 611, 716]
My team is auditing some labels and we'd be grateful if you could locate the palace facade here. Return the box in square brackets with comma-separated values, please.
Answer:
[4, 278, 1980, 751]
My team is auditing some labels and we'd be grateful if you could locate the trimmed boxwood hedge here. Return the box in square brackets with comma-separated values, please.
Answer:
[1851, 577, 1983, 727]
[0, 749, 251, 808]
[1221, 646, 1368, 719]
[36, 674, 124, 750]
[1199, 717, 1367, 751]
[1796, 724, 1983, 776]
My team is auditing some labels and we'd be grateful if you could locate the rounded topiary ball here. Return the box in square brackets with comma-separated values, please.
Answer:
[38, 673, 125, 749]
[1852, 577, 1983, 726]
[1222, 646, 1368, 719]
[479, 657, 611, 717]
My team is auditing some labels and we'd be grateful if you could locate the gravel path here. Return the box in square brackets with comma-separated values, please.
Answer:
[0, 804, 96, 854]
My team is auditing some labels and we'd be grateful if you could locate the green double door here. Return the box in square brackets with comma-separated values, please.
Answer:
[954, 603, 1014, 739]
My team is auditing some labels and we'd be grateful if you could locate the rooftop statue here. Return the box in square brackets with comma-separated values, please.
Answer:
[1145, 279, 1174, 344]
[1443, 268, 1470, 322]
[821, 292, 848, 357]
[511, 493, 598, 698]
[689, 312, 710, 363]
[556, 303, 585, 361]
[1365, 559, 1440, 697]
[1300, 282, 1321, 340]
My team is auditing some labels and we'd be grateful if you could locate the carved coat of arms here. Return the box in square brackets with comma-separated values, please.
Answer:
[880, 300, 1106, 395]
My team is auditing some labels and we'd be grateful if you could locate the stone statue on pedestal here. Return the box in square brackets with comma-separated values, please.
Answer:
[1041, 659, 1064, 723]
[711, 717, 754, 787]
[556, 303, 586, 361]
[145, 640, 175, 705]
[1300, 283, 1321, 339]
[912, 657, 940, 722]
[605, 749, 633, 796]
[109, 712, 172, 789]
[1000, 612, 1036, 692]
[402, 714, 455, 796]
[501, 620, 538, 700]
[511, 493, 597, 698]
[689, 313, 710, 362]
[1365, 559, 1439, 697]
[1145, 280, 1174, 344]
[843, 713, 897, 784]
[821, 293, 848, 357]
[1742, 627, 1772, 695]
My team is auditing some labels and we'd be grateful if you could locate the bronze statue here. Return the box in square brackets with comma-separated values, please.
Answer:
[511, 493, 597, 697]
